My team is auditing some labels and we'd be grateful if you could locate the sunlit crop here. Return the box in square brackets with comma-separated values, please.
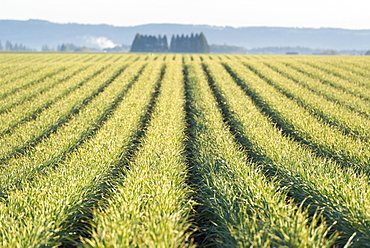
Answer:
[0, 53, 369, 247]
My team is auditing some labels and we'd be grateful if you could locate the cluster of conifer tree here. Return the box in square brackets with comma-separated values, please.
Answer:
[0, 40, 33, 51]
[130, 34, 169, 52]
[130, 33, 209, 53]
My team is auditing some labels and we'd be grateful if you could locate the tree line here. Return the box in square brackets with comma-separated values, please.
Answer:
[0, 40, 33, 51]
[130, 34, 169, 52]
[130, 33, 210, 53]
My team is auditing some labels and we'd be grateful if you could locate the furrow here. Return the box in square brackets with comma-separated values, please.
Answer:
[0, 65, 68, 99]
[265, 61, 370, 119]
[286, 61, 370, 102]
[222, 61, 370, 175]
[249, 61, 370, 142]
[183, 60, 335, 247]
[204, 60, 370, 247]
[303, 60, 370, 90]
[0, 61, 164, 247]
[82, 60, 194, 248]
[0, 64, 118, 162]
[0, 61, 147, 199]
[0, 65, 88, 115]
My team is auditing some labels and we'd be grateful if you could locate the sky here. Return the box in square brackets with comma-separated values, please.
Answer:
[1, 0, 370, 30]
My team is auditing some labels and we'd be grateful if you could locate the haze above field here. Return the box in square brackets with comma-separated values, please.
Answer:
[2, 0, 370, 30]
[2, 20, 370, 54]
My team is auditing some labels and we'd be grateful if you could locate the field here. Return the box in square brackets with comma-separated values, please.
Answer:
[1, 53, 370, 247]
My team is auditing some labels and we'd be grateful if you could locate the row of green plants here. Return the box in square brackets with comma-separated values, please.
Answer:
[223, 60, 370, 174]
[330, 59, 370, 78]
[183, 59, 334, 247]
[0, 53, 135, 64]
[0, 63, 121, 161]
[0, 59, 163, 247]
[83, 58, 193, 247]
[1, 54, 370, 247]
[263, 59, 370, 120]
[0, 65, 87, 115]
[302, 59, 370, 89]
[245, 60, 370, 142]
[286, 60, 370, 101]
[0, 65, 89, 134]
[0, 63, 45, 86]
[0, 64, 65, 98]
[0, 54, 157, 160]
[203, 60, 370, 246]
[0, 60, 146, 199]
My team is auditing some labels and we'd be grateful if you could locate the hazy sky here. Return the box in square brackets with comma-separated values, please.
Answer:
[2, 0, 370, 29]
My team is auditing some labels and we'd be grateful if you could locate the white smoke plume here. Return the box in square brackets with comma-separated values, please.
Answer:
[95, 37, 117, 49]
[85, 36, 117, 49]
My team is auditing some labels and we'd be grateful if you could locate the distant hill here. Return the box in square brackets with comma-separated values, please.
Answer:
[1, 19, 370, 52]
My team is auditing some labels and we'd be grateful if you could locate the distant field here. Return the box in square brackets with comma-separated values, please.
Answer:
[1, 53, 370, 247]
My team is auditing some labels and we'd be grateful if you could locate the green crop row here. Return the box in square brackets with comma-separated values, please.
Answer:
[223, 60, 370, 174]
[203, 59, 370, 246]
[1, 53, 370, 247]
[0, 63, 106, 136]
[0, 63, 118, 161]
[0, 64, 65, 99]
[264, 59, 370, 120]
[244, 60, 370, 142]
[83, 58, 193, 248]
[330, 59, 370, 78]
[0, 53, 139, 65]
[0, 63, 42, 85]
[0, 60, 146, 199]
[302, 59, 370, 89]
[0, 65, 85, 117]
[286, 60, 370, 101]
[0, 59, 163, 247]
[184, 59, 334, 247]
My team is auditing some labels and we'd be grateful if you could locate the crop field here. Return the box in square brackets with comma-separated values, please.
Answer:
[0, 53, 370, 247]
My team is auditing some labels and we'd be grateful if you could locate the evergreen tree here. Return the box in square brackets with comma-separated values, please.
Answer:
[161, 35, 169, 52]
[58, 44, 70, 52]
[174, 35, 181, 53]
[170, 35, 176, 52]
[185, 34, 191, 53]
[130, 32, 209, 53]
[197, 33, 209, 53]
[0, 41, 2, 51]
[5, 41, 12, 51]
[42, 45, 51, 52]
[130, 34, 143, 52]
[130, 33, 168, 52]
[169, 32, 209, 53]
[190, 33, 196, 53]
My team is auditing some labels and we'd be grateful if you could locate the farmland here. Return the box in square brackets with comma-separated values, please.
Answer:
[0, 53, 370, 247]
